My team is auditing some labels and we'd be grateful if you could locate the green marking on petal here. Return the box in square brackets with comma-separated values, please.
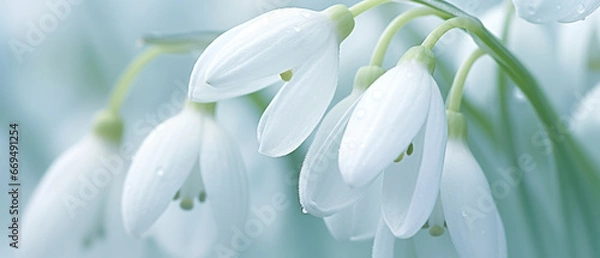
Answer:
[407, 143, 414, 156]
[280, 70, 293, 82]
[429, 225, 445, 237]
[394, 152, 405, 163]
[180, 198, 194, 210]
[198, 192, 207, 203]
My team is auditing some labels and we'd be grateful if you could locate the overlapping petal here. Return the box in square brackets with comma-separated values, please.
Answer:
[323, 176, 382, 241]
[299, 92, 365, 217]
[188, 8, 338, 103]
[200, 116, 249, 244]
[339, 62, 432, 187]
[121, 108, 202, 237]
[372, 218, 395, 258]
[205, 8, 332, 85]
[257, 39, 339, 157]
[381, 84, 446, 239]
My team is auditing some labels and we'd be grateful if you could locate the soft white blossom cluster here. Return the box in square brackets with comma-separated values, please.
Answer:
[8, 0, 600, 257]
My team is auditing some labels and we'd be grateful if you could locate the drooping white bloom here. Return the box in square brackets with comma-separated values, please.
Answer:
[339, 46, 448, 239]
[441, 111, 507, 258]
[188, 5, 355, 157]
[121, 103, 248, 257]
[21, 131, 135, 258]
[299, 66, 385, 217]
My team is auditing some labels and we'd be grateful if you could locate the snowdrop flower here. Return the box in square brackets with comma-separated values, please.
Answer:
[21, 112, 133, 258]
[188, 5, 355, 157]
[339, 46, 448, 238]
[570, 83, 600, 170]
[121, 102, 248, 256]
[298, 65, 385, 240]
[299, 65, 385, 217]
[441, 111, 507, 258]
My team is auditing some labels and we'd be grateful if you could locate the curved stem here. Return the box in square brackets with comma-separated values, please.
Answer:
[107, 46, 188, 114]
[370, 7, 449, 66]
[349, 0, 391, 17]
[446, 49, 485, 112]
[421, 16, 476, 50]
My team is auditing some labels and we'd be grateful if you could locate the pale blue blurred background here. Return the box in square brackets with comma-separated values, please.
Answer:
[0, 0, 394, 257]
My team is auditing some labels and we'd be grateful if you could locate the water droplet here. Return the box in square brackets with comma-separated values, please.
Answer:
[301, 12, 311, 18]
[513, 87, 526, 102]
[156, 167, 165, 177]
[356, 108, 366, 118]
[527, 4, 536, 15]
[556, 3, 562, 10]
[577, 3, 585, 14]
[293, 26, 301, 32]
[301, 207, 308, 214]
[461, 210, 469, 217]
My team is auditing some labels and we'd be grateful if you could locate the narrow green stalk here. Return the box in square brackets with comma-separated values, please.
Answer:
[421, 17, 476, 50]
[370, 7, 449, 66]
[348, 0, 391, 17]
[107, 46, 188, 114]
[410, 0, 600, 256]
[446, 49, 485, 112]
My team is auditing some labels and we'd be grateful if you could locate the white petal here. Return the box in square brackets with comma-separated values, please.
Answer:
[205, 8, 333, 86]
[299, 92, 366, 217]
[372, 218, 395, 258]
[441, 140, 507, 258]
[188, 22, 280, 102]
[150, 202, 218, 257]
[121, 108, 202, 237]
[257, 39, 339, 157]
[21, 135, 117, 258]
[339, 62, 432, 187]
[200, 117, 249, 245]
[513, 0, 600, 23]
[381, 84, 447, 238]
[323, 177, 382, 241]
[350, 177, 384, 241]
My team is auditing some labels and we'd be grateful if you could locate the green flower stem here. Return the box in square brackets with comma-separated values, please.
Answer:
[446, 49, 485, 112]
[421, 17, 476, 50]
[370, 7, 450, 67]
[415, 7, 598, 176]
[349, 0, 391, 17]
[411, 0, 600, 256]
[107, 45, 189, 114]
